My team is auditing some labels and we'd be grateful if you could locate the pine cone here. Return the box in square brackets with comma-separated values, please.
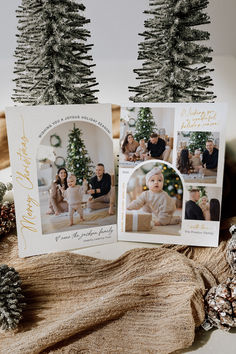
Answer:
[0, 201, 16, 236]
[0, 182, 7, 203]
[0, 264, 25, 330]
[226, 225, 236, 274]
[203, 277, 236, 331]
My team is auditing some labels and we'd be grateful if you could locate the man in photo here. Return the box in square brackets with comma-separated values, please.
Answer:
[146, 133, 166, 160]
[201, 140, 218, 176]
[86, 163, 115, 215]
[185, 188, 205, 220]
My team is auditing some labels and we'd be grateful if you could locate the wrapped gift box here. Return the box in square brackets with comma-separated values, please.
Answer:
[125, 211, 152, 232]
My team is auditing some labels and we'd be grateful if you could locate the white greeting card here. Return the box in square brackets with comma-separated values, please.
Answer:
[6, 104, 117, 257]
[118, 103, 227, 247]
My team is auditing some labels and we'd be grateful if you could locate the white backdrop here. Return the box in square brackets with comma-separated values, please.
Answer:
[0, 0, 236, 147]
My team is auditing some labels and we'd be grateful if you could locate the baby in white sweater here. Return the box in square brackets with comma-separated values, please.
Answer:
[127, 167, 181, 226]
[62, 174, 85, 226]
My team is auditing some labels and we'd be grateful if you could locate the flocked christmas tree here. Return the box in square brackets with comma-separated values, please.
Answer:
[188, 131, 213, 153]
[12, 0, 40, 104]
[66, 124, 94, 185]
[134, 107, 157, 142]
[12, 0, 98, 105]
[129, 0, 215, 103]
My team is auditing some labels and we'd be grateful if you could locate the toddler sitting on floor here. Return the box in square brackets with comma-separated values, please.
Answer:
[135, 139, 148, 161]
[190, 149, 202, 173]
[127, 167, 181, 226]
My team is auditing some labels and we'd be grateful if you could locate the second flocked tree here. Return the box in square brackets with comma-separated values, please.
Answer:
[12, 0, 98, 105]
[129, 0, 215, 103]
[66, 124, 94, 185]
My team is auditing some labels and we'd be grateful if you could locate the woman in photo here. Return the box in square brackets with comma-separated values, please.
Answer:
[121, 133, 139, 162]
[210, 198, 220, 221]
[47, 167, 69, 215]
[177, 148, 191, 174]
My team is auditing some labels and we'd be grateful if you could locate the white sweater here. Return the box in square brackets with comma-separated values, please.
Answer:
[64, 186, 83, 205]
[127, 190, 176, 225]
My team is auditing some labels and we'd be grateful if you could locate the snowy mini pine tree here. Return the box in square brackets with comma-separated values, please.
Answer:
[12, 0, 99, 105]
[188, 131, 213, 153]
[66, 124, 94, 184]
[12, 0, 42, 104]
[134, 107, 157, 142]
[129, 0, 215, 103]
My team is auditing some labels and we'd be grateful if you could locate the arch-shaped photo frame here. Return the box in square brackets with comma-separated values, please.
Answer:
[125, 160, 184, 236]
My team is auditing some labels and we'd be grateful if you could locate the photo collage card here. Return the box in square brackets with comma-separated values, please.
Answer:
[117, 103, 227, 247]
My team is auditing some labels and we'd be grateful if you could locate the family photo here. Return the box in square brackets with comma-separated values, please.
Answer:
[176, 131, 220, 184]
[37, 120, 116, 234]
[185, 186, 221, 221]
[125, 161, 183, 236]
[120, 107, 174, 167]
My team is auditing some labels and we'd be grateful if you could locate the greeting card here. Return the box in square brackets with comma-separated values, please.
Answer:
[118, 103, 227, 247]
[6, 104, 117, 257]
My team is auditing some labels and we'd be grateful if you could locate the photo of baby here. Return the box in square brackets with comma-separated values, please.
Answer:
[184, 186, 221, 221]
[125, 161, 183, 236]
[176, 131, 220, 184]
[120, 106, 174, 167]
[37, 121, 116, 234]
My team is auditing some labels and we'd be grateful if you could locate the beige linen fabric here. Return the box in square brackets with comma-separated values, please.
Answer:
[0, 219, 234, 354]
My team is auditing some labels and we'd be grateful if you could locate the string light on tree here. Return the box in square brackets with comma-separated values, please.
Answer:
[66, 124, 94, 185]
[134, 107, 157, 142]
[188, 131, 213, 153]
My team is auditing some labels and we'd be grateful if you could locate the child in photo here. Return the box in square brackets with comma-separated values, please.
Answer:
[135, 139, 148, 161]
[127, 167, 181, 226]
[199, 196, 210, 221]
[190, 149, 202, 173]
[62, 174, 85, 226]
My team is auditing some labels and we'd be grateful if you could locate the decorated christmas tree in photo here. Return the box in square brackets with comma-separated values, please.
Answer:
[12, 0, 99, 105]
[66, 124, 94, 185]
[134, 107, 157, 142]
[129, 0, 215, 102]
[162, 165, 183, 205]
[188, 131, 213, 153]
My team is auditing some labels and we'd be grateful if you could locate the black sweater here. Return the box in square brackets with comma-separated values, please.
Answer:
[185, 200, 205, 220]
[89, 173, 111, 199]
[147, 138, 166, 158]
[202, 148, 218, 169]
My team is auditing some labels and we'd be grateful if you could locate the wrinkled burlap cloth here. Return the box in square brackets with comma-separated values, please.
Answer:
[0, 218, 234, 354]
[1, 109, 235, 352]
